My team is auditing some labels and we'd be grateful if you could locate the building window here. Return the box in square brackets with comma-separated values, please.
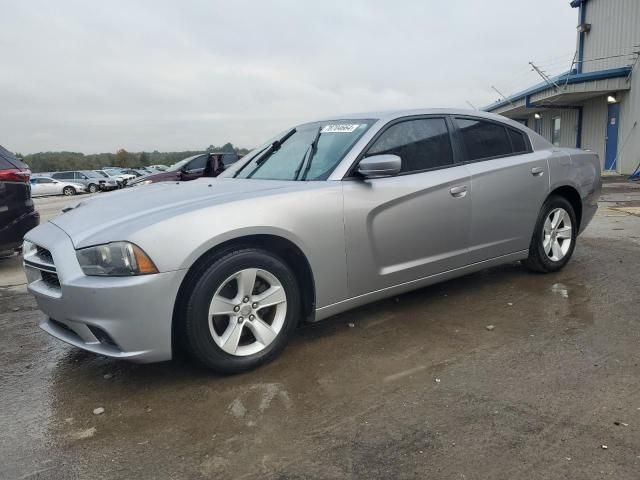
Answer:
[552, 117, 561, 146]
[534, 117, 543, 135]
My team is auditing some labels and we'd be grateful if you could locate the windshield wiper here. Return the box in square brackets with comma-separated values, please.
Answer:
[237, 128, 297, 178]
[294, 127, 322, 181]
[255, 128, 297, 166]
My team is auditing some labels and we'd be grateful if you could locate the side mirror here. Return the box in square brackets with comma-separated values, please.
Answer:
[357, 154, 402, 178]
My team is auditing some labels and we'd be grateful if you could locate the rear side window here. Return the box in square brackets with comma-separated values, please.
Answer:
[366, 118, 454, 173]
[53, 172, 73, 179]
[455, 118, 511, 160]
[222, 154, 238, 166]
[508, 128, 528, 153]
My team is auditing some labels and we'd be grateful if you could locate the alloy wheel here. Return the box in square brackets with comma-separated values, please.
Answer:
[542, 207, 573, 261]
[208, 268, 287, 356]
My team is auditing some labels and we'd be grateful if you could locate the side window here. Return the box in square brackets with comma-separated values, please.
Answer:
[187, 155, 207, 171]
[53, 172, 72, 179]
[40, 178, 54, 183]
[366, 118, 453, 173]
[508, 128, 528, 153]
[455, 118, 512, 160]
[222, 154, 238, 166]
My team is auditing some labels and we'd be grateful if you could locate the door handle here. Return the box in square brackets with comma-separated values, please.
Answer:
[449, 185, 467, 198]
[531, 167, 544, 176]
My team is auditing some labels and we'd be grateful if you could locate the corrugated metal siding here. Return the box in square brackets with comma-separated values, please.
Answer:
[521, 109, 578, 148]
[581, 96, 608, 169]
[582, 0, 640, 73]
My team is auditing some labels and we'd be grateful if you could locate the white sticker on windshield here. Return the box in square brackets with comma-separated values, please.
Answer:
[321, 124, 360, 133]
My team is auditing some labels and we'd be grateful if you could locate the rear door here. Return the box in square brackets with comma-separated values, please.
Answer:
[453, 117, 549, 263]
[342, 116, 471, 296]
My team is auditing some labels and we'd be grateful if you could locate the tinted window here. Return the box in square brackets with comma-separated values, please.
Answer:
[187, 155, 208, 171]
[366, 118, 453, 173]
[222, 154, 238, 166]
[38, 178, 54, 183]
[455, 118, 511, 160]
[508, 129, 528, 153]
[53, 172, 73, 179]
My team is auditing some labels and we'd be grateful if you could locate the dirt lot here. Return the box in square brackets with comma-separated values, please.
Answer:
[1, 180, 640, 479]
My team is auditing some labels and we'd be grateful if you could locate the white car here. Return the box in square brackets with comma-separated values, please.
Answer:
[30, 176, 86, 197]
[103, 168, 135, 183]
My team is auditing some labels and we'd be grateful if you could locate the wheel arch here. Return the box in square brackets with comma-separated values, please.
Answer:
[172, 234, 316, 353]
[548, 185, 583, 230]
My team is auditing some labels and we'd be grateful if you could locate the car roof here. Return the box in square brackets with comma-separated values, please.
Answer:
[314, 108, 526, 128]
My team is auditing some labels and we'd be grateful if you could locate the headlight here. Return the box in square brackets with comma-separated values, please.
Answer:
[76, 242, 158, 276]
[22, 240, 36, 256]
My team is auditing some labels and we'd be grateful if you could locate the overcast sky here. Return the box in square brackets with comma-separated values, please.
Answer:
[0, 0, 578, 154]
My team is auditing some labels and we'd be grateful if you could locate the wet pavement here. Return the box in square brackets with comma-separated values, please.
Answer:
[2, 179, 640, 479]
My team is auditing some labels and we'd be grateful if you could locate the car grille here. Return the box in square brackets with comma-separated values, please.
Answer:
[24, 244, 61, 295]
[36, 246, 54, 264]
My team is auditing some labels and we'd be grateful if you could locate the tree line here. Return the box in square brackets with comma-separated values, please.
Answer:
[15, 143, 250, 173]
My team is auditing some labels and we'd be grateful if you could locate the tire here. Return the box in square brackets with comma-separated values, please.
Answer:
[523, 195, 577, 273]
[88, 183, 98, 193]
[62, 186, 76, 196]
[179, 248, 301, 373]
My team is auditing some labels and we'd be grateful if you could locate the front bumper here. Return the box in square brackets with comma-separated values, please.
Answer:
[24, 222, 187, 363]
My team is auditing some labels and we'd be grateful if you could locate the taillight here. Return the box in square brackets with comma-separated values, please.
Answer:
[0, 168, 31, 183]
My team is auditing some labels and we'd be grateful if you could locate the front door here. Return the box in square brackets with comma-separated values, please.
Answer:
[342, 116, 471, 297]
[605, 102, 620, 171]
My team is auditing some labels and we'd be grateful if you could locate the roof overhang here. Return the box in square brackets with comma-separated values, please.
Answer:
[484, 67, 632, 116]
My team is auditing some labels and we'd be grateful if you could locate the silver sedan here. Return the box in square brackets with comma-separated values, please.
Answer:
[23, 109, 601, 373]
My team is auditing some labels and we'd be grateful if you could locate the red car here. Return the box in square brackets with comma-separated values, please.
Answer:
[128, 152, 239, 187]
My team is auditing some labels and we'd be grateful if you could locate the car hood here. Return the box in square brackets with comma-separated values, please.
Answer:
[49, 178, 326, 247]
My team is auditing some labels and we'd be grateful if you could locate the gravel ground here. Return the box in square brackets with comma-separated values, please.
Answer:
[1, 179, 640, 479]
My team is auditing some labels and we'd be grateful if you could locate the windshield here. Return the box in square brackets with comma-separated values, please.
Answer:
[94, 171, 108, 177]
[228, 119, 374, 181]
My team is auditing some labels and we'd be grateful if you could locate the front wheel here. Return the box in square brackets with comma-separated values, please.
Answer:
[88, 183, 98, 193]
[62, 186, 76, 196]
[180, 248, 300, 373]
[523, 195, 577, 273]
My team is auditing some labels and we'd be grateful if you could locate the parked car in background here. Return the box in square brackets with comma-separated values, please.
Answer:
[51, 170, 112, 193]
[102, 168, 136, 184]
[30, 176, 87, 197]
[93, 170, 124, 188]
[128, 152, 239, 186]
[22, 109, 600, 373]
[149, 164, 168, 171]
[120, 168, 146, 178]
[0, 145, 38, 256]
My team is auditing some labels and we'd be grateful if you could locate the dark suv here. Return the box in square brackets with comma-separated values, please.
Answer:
[0, 146, 39, 255]
[128, 152, 239, 186]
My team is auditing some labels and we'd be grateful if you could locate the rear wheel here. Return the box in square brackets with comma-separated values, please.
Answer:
[62, 186, 76, 196]
[523, 195, 577, 273]
[180, 248, 300, 373]
[88, 183, 98, 193]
